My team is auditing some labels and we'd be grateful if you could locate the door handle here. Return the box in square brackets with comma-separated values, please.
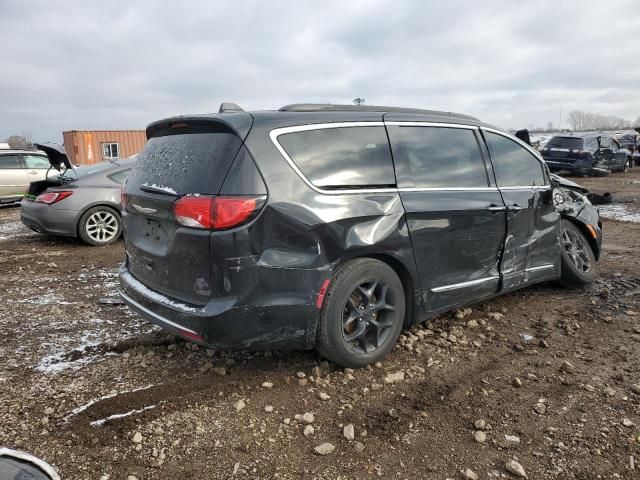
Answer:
[487, 205, 507, 213]
[28, 170, 38, 174]
[509, 204, 524, 211]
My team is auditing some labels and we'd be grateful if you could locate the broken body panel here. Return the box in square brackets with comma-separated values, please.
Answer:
[119, 110, 602, 351]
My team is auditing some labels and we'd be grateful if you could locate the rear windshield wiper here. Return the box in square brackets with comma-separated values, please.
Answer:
[140, 184, 179, 197]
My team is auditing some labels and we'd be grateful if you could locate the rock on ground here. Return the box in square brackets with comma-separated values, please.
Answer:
[314, 443, 335, 455]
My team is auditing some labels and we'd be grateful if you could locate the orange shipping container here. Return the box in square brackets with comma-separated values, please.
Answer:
[62, 130, 147, 165]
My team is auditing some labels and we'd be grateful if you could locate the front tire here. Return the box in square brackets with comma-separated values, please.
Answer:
[624, 159, 631, 172]
[78, 206, 122, 246]
[316, 258, 405, 368]
[559, 219, 597, 288]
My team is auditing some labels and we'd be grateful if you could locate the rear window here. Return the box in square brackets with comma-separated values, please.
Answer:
[277, 126, 395, 189]
[128, 131, 242, 195]
[545, 137, 584, 149]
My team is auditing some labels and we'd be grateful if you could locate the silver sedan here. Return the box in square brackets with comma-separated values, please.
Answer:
[21, 158, 135, 246]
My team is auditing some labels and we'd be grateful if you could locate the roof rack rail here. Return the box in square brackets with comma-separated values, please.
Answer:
[278, 103, 479, 121]
[219, 102, 245, 113]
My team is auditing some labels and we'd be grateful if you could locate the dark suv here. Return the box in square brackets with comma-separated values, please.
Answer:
[119, 103, 602, 367]
[541, 133, 632, 176]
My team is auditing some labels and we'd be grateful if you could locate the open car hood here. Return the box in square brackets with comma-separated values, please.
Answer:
[550, 173, 588, 194]
[33, 142, 73, 172]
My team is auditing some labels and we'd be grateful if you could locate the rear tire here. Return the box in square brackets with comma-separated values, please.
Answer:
[559, 219, 597, 288]
[316, 258, 405, 368]
[78, 206, 122, 246]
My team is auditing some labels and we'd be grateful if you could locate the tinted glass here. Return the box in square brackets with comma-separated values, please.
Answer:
[0, 155, 21, 169]
[387, 126, 488, 188]
[278, 126, 395, 188]
[598, 137, 611, 148]
[485, 132, 546, 187]
[24, 155, 50, 169]
[128, 132, 241, 195]
[108, 169, 130, 185]
[545, 137, 584, 149]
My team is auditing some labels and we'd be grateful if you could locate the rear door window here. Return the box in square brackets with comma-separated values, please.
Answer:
[23, 155, 50, 169]
[127, 129, 242, 195]
[386, 126, 489, 188]
[277, 126, 395, 189]
[484, 132, 546, 187]
[0, 155, 21, 169]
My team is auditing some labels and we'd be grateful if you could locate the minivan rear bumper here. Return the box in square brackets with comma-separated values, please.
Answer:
[118, 263, 319, 350]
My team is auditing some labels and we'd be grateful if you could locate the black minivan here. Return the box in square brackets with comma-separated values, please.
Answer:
[119, 104, 602, 367]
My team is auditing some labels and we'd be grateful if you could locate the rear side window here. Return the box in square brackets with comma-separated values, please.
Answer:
[546, 137, 584, 149]
[277, 126, 395, 189]
[387, 126, 488, 188]
[24, 155, 50, 169]
[0, 155, 21, 169]
[485, 132, 546, 187]
[128, 130, 242, 195]
[108, 169, 131, 185]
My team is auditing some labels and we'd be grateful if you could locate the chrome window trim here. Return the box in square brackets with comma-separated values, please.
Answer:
[399, 186, 499, 192]
[498, 185, 551, 191]
[430, 276, 499, 293]
[269, 122, 396, 195]
[385, 121, 479, 130]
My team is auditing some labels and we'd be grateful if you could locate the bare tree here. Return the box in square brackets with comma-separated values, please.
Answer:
[4, 134, 34, 150]
[353, 98, 365, 106]
[566, 110, 631, 131]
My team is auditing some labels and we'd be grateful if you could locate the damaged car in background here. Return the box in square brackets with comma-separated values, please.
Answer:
[119, 103, 603, 368]
[541, 133, 632, 176]
[20, 143, 136, 245]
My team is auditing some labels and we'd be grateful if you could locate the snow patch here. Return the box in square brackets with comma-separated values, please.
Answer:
[0, 221, 36, 241]
[141, 183, 177, 195]
[598, 204, 640, 223]
[62, 384, 155, 423]
[121, 270, 199, 312]
[90, 405, 157, 427]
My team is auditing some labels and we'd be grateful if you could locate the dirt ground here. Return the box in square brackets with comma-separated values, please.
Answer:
[1, 170, 639, 480]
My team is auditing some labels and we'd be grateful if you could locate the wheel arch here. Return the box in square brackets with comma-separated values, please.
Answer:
[333, 252, 417, 329]
[562, 215, 601, 261]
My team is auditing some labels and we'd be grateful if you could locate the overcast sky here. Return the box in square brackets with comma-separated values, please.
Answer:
[1, 0, 639, 142]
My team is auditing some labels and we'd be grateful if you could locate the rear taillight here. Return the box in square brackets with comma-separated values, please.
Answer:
[35, 191, 73, 204]
[173, 195, 264, 230]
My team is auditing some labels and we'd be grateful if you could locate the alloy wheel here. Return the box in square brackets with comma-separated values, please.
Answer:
[562, 228, 591, 273]
[85, 210, 119, 243]
[341, 279, 397, 354]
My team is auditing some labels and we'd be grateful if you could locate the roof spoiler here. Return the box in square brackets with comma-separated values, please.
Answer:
[219, 102, 245, 113]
